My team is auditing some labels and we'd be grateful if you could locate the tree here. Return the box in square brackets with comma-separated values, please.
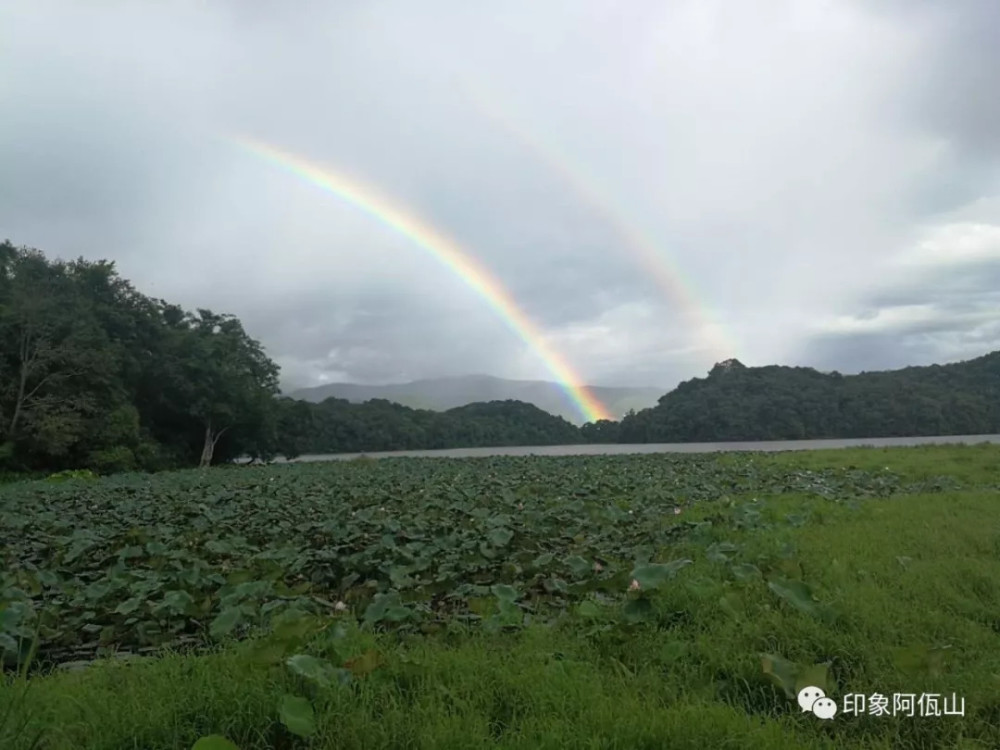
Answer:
[0, 246, 110, 465]
[272, 397, 315, 460]
[580, 418, 621, 443]
[0, 242, 290, 472]
[62, 257, 167, 471]
[162, 309, 280, 467]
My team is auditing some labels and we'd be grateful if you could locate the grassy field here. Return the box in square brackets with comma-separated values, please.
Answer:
[2, 443, 999, 748]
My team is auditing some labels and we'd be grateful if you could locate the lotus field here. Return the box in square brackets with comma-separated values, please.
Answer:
[0, 453, 930, 661]
[2, 445, 1000, 749]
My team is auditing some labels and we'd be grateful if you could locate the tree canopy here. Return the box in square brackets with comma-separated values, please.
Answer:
[614, 356, 1000, 443]
[0, 242, 284, 472]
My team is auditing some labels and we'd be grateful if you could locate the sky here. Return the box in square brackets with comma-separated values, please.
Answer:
[2, 0, 998, 397]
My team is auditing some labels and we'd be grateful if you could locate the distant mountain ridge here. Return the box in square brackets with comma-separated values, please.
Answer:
[279, 350, 1000, 455]
[287, 374, 664, 424]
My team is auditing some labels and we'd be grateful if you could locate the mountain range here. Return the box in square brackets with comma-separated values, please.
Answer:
[287, 374, 664, 424]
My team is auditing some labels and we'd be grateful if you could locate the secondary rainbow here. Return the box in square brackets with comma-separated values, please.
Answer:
[229, 135, 614, 423]
[461, 82, 739, 362]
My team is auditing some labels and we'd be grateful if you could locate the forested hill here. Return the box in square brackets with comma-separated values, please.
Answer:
[289, 375, 663, 425]
[274, 398, 583, 456]
[0, 241, 585, 473]
[613, 356, 1000, 443]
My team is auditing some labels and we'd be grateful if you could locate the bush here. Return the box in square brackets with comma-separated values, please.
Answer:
[86, 445, 138, 474]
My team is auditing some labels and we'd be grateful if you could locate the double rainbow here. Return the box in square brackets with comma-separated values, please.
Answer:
[460, 82, 737, 362]
[231, 136, 614, 424]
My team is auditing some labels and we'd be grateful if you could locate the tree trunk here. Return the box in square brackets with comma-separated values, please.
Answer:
[198, 421, 231, 468]
[8, 371, 26, 438]
[199, 423, 214, 468]
[7, 329, 32, 438]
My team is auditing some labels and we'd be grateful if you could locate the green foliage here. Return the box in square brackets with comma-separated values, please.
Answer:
[287, 396, 585, 456]
[2, 445, 1000, 748]
[0, 627, 41, 749]
[220, 346, 1000, 453]
[286, 654, 338, 686]
[1, 447, 984, 666]
[579, 418, 621, 443]
[362, 593, 413, 626]
[191, 737, 239, 750]
[630, 559, 692, 590]
[0, 241, 282, 473]
[85, 446, 138, 474]
[209, 608, 245, 641]
[766, 578, 835, 622]
[760, 654, 835, 700]
[44, 469, 98, 483]
[619, 355, 1000, 442]
[278, 694, 316, 737]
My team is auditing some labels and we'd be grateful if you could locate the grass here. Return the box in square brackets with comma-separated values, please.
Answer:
[3, 444, 1000, 748]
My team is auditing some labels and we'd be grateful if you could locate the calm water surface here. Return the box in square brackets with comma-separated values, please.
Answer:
[281, 434, 1000, 463]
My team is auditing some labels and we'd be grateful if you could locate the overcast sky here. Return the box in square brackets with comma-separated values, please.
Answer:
[2, 0, 998, 392]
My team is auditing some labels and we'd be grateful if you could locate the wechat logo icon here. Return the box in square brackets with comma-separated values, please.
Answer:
[798, 686, 838, 720]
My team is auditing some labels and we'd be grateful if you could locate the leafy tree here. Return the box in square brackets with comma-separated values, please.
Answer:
[158, 309, 280, 467]
[580, 419, 621, 443]
[0, 246, 110, 466]
[0, 242, 282, 472]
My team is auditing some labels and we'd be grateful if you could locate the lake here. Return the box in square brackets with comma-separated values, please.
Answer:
[277, 434, 1000, 463]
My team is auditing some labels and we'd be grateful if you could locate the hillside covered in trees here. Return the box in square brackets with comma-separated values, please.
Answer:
[288, 374, 662, 425]
[0, 242, 584, 473]
[613, 356, 1000, 443]
[275, 397, 583, 456]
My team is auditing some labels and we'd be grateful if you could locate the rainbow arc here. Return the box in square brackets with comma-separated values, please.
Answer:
[231, 135, 614, 423]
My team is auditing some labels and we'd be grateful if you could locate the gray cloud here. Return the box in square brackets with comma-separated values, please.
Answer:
[1, 0, 999, 399]
[888, 0, 1000, 158]
[867, 0, 1000, 217]
[800, 248, 1000, 373]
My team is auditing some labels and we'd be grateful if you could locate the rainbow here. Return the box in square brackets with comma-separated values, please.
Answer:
[460, 83, 738, 362]
[229, 135, 614, 424]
